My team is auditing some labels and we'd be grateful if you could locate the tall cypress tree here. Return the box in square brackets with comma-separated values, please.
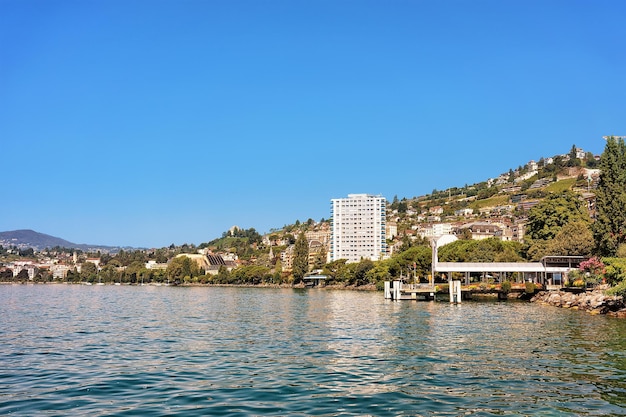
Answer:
[292, 232, 309, 284]
[593, 136, 626, 256]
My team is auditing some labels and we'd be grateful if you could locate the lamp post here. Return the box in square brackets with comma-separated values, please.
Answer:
[430, 237, 437, 288]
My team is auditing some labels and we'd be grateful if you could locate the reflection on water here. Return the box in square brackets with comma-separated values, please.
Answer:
[1, 285, 625, 416]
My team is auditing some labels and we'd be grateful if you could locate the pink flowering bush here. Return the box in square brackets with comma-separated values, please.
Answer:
[579, 257, 606, 286]
[579, 257, 605, 275]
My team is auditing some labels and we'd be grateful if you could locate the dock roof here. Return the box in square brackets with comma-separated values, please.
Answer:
[435, 262, 571, 274]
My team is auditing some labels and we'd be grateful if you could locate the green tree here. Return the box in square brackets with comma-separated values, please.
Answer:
[584, 152, 598, 168]
[438, 239, 476, 262]
[322, 259, 345, 275]
[593, 136, 626, 256]
[231, 265, 271, 284]
[312, 246, 327, 270]
[526, 191, 590, 241]
[547, 220, 594, 257]
[166, 256, 200, 283]
[603, 257, 626, 286]
[99, 264, 119, 283]
[214, 265, 231, 284]
[18, 247, 34, 257]
[292, 232, 309, 284]
[458, 228, 473, 240]
[66, 268, 79, 283]
[439, 239, 523, 263]
[471, 239, 503, 262]
[352, 259, 374, 286]
[16, 269, 30, 281]
[125, 261, 148, 284]
[525, 239, 550, 261]
[335, 262, 357, 284]
[391, 195, 399, 209]
[365, 262, 391, 288]
[153, 248, 169, 263]
[567, 144, 581, 167]
[322, 259, 350, 284]
[0, 269, 13, 281]
[80, 261, 98, 282]
[385, 245, 432, 280]
[494, 242, 524, 262]
[477, 186, 498, 200]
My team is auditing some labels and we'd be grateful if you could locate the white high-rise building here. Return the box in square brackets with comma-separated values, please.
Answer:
[330, 194, 387, 263]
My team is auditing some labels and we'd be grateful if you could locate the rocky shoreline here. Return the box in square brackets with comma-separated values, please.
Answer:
[531, 289, 626, 317]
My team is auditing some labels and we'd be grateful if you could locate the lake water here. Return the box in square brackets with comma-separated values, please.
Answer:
[1, 285, 625, 416]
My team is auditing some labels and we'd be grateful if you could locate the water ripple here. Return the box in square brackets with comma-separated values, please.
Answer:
[1, 285, 626, 416]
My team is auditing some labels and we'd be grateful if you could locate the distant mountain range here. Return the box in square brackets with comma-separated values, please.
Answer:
[0, 229, 126, 253]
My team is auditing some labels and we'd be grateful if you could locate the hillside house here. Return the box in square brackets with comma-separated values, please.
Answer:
[518, 200, 540, 212]
[308, 239, 328, 266]
[145, 260, 168, 270]
[455, 208, 474, 217]
[500, 185, 522, 193]
[511, 221, 525, 242]
[514, 170, 538, 183]
[455, 222, 504, 240]
[419, 223, 453, 238]
[280, 245, 294, 271]
[85, 258, 101, 269]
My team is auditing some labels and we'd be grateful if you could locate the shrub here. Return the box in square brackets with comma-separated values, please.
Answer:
[579, 257, 605, 276]
[603, 258, 626, 286]
[606, 280, 626, 297]
[501, 280, 512, 294]
[525, 282, 536, 294]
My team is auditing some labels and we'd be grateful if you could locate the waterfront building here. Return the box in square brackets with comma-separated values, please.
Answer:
[454, 221, 504, 240]
[330, 194, 387, 263]
[50, 264, 71, 280]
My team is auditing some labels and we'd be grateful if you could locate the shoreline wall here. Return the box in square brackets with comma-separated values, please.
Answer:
[531, 290, 626, 317]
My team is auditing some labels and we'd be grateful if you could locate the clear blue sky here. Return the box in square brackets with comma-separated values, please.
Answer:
[1, 0, 625, 248]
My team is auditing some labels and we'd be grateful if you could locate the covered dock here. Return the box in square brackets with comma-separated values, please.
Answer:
[385, 245, 587, 301]
[303, 274, 328, 287]
[434, 256, 586, 288]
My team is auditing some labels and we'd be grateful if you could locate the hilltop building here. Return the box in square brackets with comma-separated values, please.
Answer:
[330, 194, 387, 263]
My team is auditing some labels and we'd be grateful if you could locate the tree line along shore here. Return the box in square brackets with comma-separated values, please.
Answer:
[2, 139, 626, 308]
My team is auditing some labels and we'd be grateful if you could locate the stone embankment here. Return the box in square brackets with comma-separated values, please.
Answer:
[531, 290, 626, 317]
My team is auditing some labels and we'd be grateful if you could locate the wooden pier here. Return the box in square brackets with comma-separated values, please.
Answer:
[384, 282, 438, 301]
[384, 280, 540, 302]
